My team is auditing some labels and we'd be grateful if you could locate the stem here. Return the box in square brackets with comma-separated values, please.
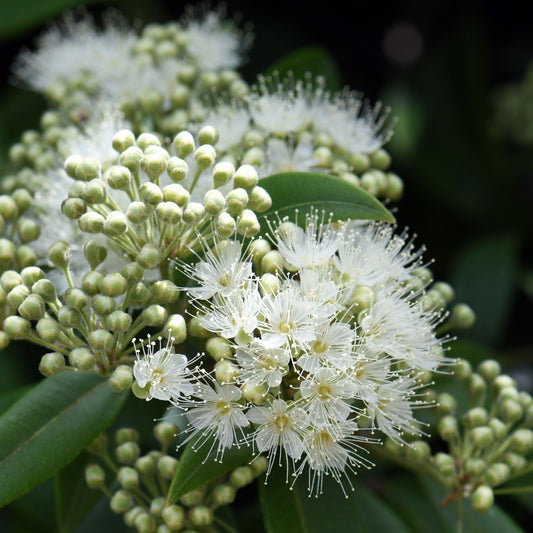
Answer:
[456, 495, 464, 533]
[494, 485, 533, 495]
[213, 517, 239, 533]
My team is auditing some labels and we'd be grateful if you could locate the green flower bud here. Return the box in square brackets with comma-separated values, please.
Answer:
[190, 506, 213, 527]
[242, 146, 264, 166]
[155, 201, 182, 223]
[124, 506, 144, 528]
[9, 144, 26, 165]
[91, 294, 115, 315]
[194, 144, 216, 170]
[468, 373, 487, 396]
[110, 489, 134, 514]
[36, 317, 60, 343]
[17, 218, 40, 242]
[135, 455, 156, 475]
[88, 329, 115, 351]
[369, 148, 391, 170]
[436, 392, 457, 416]
[249, 238, 271, 269]
[118, 466, 139, 490]
[154, 422, 179, 448]
[139, 87, 164, 114]
[420, 289, 446, 312]
[70, 347, 96, 370]
[64, 154, 82, 178]
[462, 407, 488, 428]
[39, 352, 66, 376]
[360, 171, 379, 196]
[83, 240, 107, 269]
[115, 441, 141, 465]
[0, 195, 19, 221]
[206, 336, 232, 361]
[226, 188, 248, 216]
[87, 433, 108, 455]
[215, 212, 236, 238]
[21, 266, 44, 287]
[0, 239, 15, 269]
[233, 164, 258, 189]
[150, 497, 165, 518]
[485, 462, 510, 486]
[503, 452, 527, 473]
[136, 244, 160, 269]
[465, 457, 486, 477]
[57, 306, 81, 328]
[112, 129, 136, 153]
[129, 282, 152, 306]
[187, 316, 211, 338]
[449, 303, 476, 329]
[6, 285, 30, 311]
[116, 428, 139, 445]
[198, 125, 219, 145]
[230, 466, 254, 489]
[140, 182, 163, 205]
[493, 375, 515, 393]
[431, 281, 454, 304]
[68, 181, 87, 199]
[137, 132, 161, 151]
[519, 392, 533, 409]
[243, 129, 264, 148]
[261, 250, 284, 275]
[258, 273, 280, 296]
[158, 455, 178, 479]
[16, 245, 37, 268]
[470, 426, 494, 448]
[105, 311, 132, 332]
[120, 146, 143, 172]
[500, 399, 523, 424]
[30, 280, 56, 307]
[477, 359, 501, 382]
[83, 179, 106, 204]
[105, 165, 132, 190]
[103, 211, 128, 237]
[237, 209, 260, 236]
[471, 485, 494, 513]
[162, 183, 189, 206]
[85, 463, 106, 489]
[142, 304, 168, 326]
[152, 280, 179, 305]
[173, 131, 195, 158]
[242, 382, 267, 404]
[439, 415, 459, 441]
[350, 286, 375, 315]
[313, 146, 332, 167]
[247, 186, 271, 213]
[121, 262, 144, 283]
[204, 189, 226, 215]
[48, 240, 70, 268]
[167, 157, 189, 182]
[76, 158, 101, 181]
[19, 293, 45, 320]
[251, 455, 269, 476]
[183, 202, 204, 223]
[348, 153, 370, 174]
[141, 153, 168, 180]
[79, 212, 105, 233]
[499, 386, 519, 402]
[510, 428, 533, 454]
[385, 172, 404, 200]
[162, 505, 185, 530]
[81, 271, 103, 296]
[452, 358, 472, 380]
[162, 314, 187, 343]
[1, 270, 22, 292]
[434, 452, 455, 476]
[109, 365, 133, 392]
[488, 418, 507, 440]
[99, 273, 127, 297]
[215, 359, 239, 384]
[213, 161, 235, 188]
[170, 83, 190, 106]
[212, 484, 236, 505]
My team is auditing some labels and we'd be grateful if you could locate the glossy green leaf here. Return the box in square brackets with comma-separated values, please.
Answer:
[259, 172, 395, 230]
[265, 45, 343, 90]
[0, 371, 128, 507]
[167, 436, 254, 505]
[0, 385, 32, 416]
[259, 465, 410, 533]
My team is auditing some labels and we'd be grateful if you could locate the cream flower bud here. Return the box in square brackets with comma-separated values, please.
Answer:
[136, 244, 160, 269]
[471, 485, 494, 513]
[194, 144, 216, 169]
[141, 304, 168, 326]
[106, 311, 133, 332]
[140, 182, 163, 205]
[92, 295, 115, 315]
[314, 146, 332, 167]
[120, 146, 143, 172]
[215, 359, 239, 384]
[141, 152, 168, 180]
[226, 188, 248, 216]
[83, 179, 106, 204]
[36, 317, 60, 343]
[183, 202, 204, 223]
[57, 306, 81, 328]
[204, 189, 226, 215]
[83, 240, 108, 269]
[198, 125, 219, 146]
[241, 383, 266, 404]
[105, 165, 131, 189]
[350, 286, 376, 315]
[4, 315, 31, 339]
[163, 184, 189, 206]
[48, 240, 70, 268]
[1, 270, 22, 292]
[234, 164, 259, 189]
[110, 489, 134, 514]
[158, 455, 178, 479]
[137, 132, 161, 151]
[7, 284, 30, 309]
[16, 219, 40, 243]
[242, 146, 264, 166]
[247, 186, 272, 212]
[230, 466, 254, 489]
[99, 273, 128, 297]
[70, 347, 96, 370]
[69, 181, 86, 199]
[213, 484, 236, 505]
[112, 129, 136, 153]
[261, 250, 284, 275]
[190, 506, 213, 527]
[173, 131, 195, 158]
[450, 303, 476, 329]
[167, 156, 189, 182]
[259, 272, 280, 296]
[126, 201, 150, 224]
[82, 271, 104, 296]
[61, 197, 87, 219]
[64, 288, 88, 310]
[129, 282, 152, 306]
[88, 329, 115, 351]
[493, 374, 515, 393]
[360, 171, 379, 196]
[162, 505, 185, 530]
[14, 189, 33, 212]
[76, 158, 101, 182]
[162, 314, 187, 343]
[39, 352, 65, 376]
[385, 172, 404, 200]
[85, 463, 106, 489]
[152, 280, 179, 304]
[349, 153, 370, 174]
[154, 422, 179, 448]
[237, 209, 260, 236]
[215, 212, 236, 238]
[213, 161, 235, 188]
[79, 212, 105, 233]
[370, 148, 391, 170]
[155, 202, 182, 223]
[64, 154, 82, 178]
[206, 336, 233, 361]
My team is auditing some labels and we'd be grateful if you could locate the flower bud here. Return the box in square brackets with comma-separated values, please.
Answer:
[112, 129, 136, 153]
[136, 244, 160, 269]
[213, 161, 235, 188]
[438, 415, 459, 441]
[48, 241, 70, 268]
[162, 314, 187, 343]
[449, 303, 476, 329]
[115, 441, 140, 465]
[120, 146, 143, 172]
[70, 347, 96, 370]
[215, 359, 239, 384]
[124, 506, 144, 528]
[188, 316, 211, 338]
[204, 189, 226, 215]
[36, 317, 60, 343]
[141, 152, 168, 180]
[163, 184, 189, 206]
[109, 365, 133, 392]
[510, 428, 533, 454]
[21, 266, 44, 287]
[485, 462, 510, 486]
[154, 422, 179, 448]
[64, 154, 82, 178]
[206, 336, 232, 361]
[85, 463, 106, 489]
[79, 212, 105, 233]
[348, 153, 370, 174]
[237, 209, 260, 236]
[452, 358, 472, 380]
[105, 165, 132, 190]
[462, 407, 488, 428]
[234, 164, 258, 189]
[350, 286, 375, 315]
[155, 201, 182, 224]
[251, 455, 269, 476]
[242, 146, 264, 166]
[16, 218, 40, 243]
[88, 329, 115, 351]
[499, 386, 519, 401]
[86, 432, 108, 456]
[261, 250, 284, 275]
[519, 392, 533, 409]
[194, 144, 216, 170]
[477, 359, 501, 382]
[212, 484, 236, 505]
[103, 211, 128, 238]
[129, 282, 152, 306]
[471, 485, 494, 513]
[258, 273, 280, 297]
[39, 352, 66, 376]
[121, 262, 144, 283]
[76, 158, 101, 182]
[173, 131, 195, 158]
[500, 399, 523, 424]
[1, 270, 22, 292]
[99, 273, 127, 297]
[190, 506, 213, 527]
[215, 212, 236, 238]
[493, 374, 515, 393]
[226, 188, 248, 216]
[12, 188, 32, 213]
[241, 383, 266, 404]
[470, 426, 494, 448]
[406, 441, 431, 463]
[137, 132, 161, 150]
[162, 505, 185, 530]
[0, 195, 18, 221]
[247, 185, 272, 212]
[110, 489, 134, 514]
[488, 418, 507, 440]
[158, 455, 178, 479]
[116, 428, 139, 445]
[140, 182, 163, 205]
[83, 240, 107, 270]
[135, 455, 156, 475]
[230, 466, 254, 489]
[19, 293, 45, 320]
[81, 271, 103, 296]
[106, 311, 133, 332]
[83, 179, 106, 204]
[249, 238, 271, 268]
[436, 393, 457, 416]
[152, 280, 179, 305]
[0, 238, 15, 268]
[118, 466, 139, 490]
[468, 373, 486, 396]
[167, 157, 189, 182]
[16, 245, 36, 268]
[385, 172, 404, 200]
[7, 284, 30, 308]
[369, 148, 391, 170]
[464, 457, 485, 477]
[503, 452, 527, 473]
[141, 305, 168, 326]
[433, 452, 455, 476]
[198, 125, 219, 145]
[91, 294, 115, 315]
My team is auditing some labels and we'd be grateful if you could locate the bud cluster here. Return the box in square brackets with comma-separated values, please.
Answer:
[85, 422, 267, 533]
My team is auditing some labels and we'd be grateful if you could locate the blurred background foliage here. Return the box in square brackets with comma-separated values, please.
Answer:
[0, 0, 532, 531]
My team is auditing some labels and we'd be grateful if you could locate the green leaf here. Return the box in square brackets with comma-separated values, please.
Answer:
[259, 173, 395, 230]
[167, 436, 254, 505]
[259, 465, 410, 533]
[0, 385, 32, 416]
[0, 371, 128, 507]
[264, 45, 343, 90]
[449, 235, 519, 347]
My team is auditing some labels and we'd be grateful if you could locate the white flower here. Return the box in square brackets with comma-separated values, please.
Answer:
[133, 335, 196, 402]
[236, 339, 290, 388]
[185, 382, 249, 457]
[258, 138, 317, 177]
